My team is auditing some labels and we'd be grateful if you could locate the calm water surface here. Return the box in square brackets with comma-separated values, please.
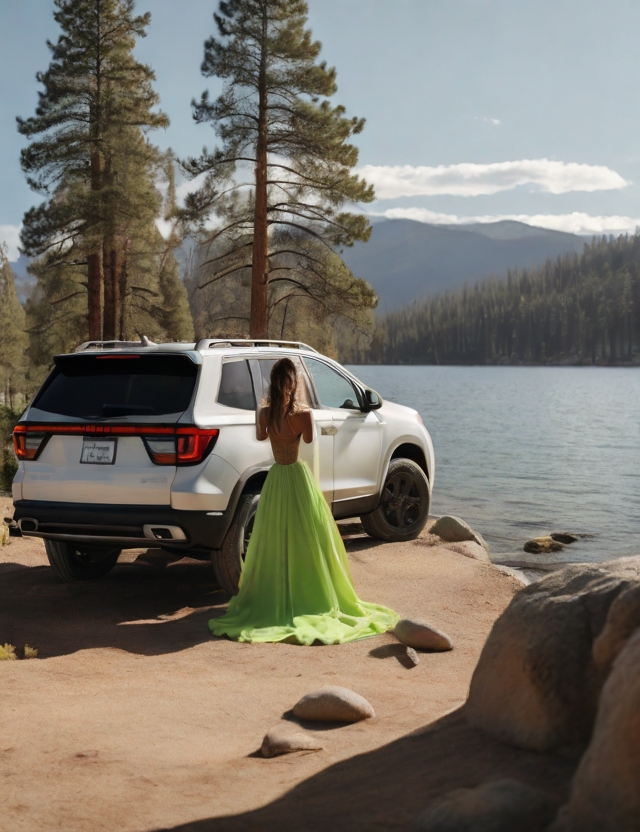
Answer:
[348, 366, 640, 563]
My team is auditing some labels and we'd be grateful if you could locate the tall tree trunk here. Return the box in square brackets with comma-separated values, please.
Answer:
[88, 149, 103, 340]
[102, 241, 119, 340]
[250, 8, 269, 339]
[118, 238, 130, 339]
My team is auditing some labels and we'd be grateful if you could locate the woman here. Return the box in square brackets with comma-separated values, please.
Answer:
[209, 358, 399, 644]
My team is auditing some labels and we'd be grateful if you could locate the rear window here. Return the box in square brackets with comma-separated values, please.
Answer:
[32, 354, 198, 419]
[217, 360, 256, 411]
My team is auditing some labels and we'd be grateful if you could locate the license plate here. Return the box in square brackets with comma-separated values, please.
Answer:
[80, 439, 117, 465]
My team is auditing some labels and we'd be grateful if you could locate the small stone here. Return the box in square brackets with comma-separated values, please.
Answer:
[551, 532, 579, 544]
[261, 725, 323, 758]
[405, 647, 420, 666]
[293, 686, 375, 723]
[395, 618, 453, 652]
[523, 536, 563, 554]
[430, 515, 489, 552]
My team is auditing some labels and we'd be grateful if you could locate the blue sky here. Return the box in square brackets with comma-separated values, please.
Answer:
[2, 0, 640, 260]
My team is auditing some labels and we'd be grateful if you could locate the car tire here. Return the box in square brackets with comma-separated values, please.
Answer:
[44, 540, 121, 581]
[212, 493, 260, 595]
[361, 458, 430, 542]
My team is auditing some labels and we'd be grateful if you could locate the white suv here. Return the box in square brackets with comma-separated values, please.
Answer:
[12, 338, 435, 592]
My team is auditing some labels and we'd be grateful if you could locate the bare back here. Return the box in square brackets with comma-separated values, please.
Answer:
[257, 407, 313, 465]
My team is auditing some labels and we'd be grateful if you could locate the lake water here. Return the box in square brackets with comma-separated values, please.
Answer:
[347, 365, 640, 564]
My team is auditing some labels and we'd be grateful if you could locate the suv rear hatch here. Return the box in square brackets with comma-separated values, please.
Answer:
[17, 352, 201, 505]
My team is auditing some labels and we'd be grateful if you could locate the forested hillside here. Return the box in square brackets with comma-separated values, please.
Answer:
[341, 219, 585, 310]
[358, 234, 640, 366]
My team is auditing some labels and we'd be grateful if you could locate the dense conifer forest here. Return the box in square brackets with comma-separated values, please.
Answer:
[359, 233, 640, 366]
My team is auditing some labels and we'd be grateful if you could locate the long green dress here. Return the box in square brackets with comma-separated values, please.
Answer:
[208, 457, 399, 645]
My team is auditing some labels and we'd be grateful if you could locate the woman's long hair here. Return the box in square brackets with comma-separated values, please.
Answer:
[266, 358, 298, 431]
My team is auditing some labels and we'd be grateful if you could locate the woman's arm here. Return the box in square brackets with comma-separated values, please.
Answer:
[256, 405, 269, 441]
[301, 409, 314, 444]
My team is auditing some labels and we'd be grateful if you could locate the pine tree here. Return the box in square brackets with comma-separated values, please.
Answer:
[17, 0, 171, 340]
[0, 245, 28, 408]
[183, 0, 376, 339]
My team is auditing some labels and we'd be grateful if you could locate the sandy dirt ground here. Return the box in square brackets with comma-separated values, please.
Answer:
[0, 496, 577, 831]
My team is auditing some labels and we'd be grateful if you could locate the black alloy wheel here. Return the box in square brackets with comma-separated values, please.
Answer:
[361, 458, 430, 542]
[44, 539, 122, 581]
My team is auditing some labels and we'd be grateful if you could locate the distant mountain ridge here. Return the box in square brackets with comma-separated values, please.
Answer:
[341, 219, 587, 311]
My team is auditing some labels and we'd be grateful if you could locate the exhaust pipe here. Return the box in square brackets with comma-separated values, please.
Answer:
[18, 518, 39, 533]
[142, 524, 187, 542]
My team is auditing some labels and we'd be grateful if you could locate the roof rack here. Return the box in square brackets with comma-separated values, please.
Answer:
[74, 335, 157, 353]
[195, 338, 318, 353]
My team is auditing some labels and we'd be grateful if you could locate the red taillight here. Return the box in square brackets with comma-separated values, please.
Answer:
[13, 425, 49, 461]
[143, 428, 219, 465]
[13, 424, 219, 466]
[176, 428, 219, 464]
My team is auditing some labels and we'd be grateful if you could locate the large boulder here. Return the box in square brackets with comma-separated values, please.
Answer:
[466, 557, 640, 751]
[551, 628, 640, 832]
[416, 779, 560, 832]
[430, 516, 489, 552]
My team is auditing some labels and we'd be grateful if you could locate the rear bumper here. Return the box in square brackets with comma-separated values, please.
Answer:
[12, 500, 232, 552]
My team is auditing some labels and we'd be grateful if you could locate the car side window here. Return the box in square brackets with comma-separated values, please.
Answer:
[303, 358, 360, 410]
[217, 359, 256, 410]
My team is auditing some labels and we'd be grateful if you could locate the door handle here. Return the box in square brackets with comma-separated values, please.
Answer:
[321, 425, 338, 436]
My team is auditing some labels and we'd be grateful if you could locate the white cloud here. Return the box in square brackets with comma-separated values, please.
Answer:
[155, 218, 174, 240]
[175, 173, 207, 205]
[371, 207, 640, 237]
[0, 225, 22, 261]
[477, 116, 502, 126]
[359, 159, 629, 199]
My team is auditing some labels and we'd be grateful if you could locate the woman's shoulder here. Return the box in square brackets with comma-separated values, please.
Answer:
[290, 407, 312, 425]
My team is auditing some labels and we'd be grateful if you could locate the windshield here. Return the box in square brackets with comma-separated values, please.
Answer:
[32, 354, 198, 420]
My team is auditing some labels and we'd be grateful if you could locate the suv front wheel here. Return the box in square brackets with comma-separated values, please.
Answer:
[211, 493, 260, 595]
[44, 540, 122, 581]
[361, 458, 430, 542]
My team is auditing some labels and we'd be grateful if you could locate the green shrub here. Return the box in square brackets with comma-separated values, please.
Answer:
[0, 406, 20, 493]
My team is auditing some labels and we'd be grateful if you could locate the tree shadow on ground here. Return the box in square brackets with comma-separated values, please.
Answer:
[0, 551, 226, 658]
[153, 710, 577, 832]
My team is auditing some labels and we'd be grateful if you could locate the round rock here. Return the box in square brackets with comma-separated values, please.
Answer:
[523, 536, 563, 554]
[293, 686, 375, 723]
[551, 532, 579, 544]
[395, 618, 453, 652]
[261, 725, 323, 758]
[430, 516, 489, 552]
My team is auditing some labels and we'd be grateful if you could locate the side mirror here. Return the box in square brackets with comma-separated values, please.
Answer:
[363, 389, 382, 410]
